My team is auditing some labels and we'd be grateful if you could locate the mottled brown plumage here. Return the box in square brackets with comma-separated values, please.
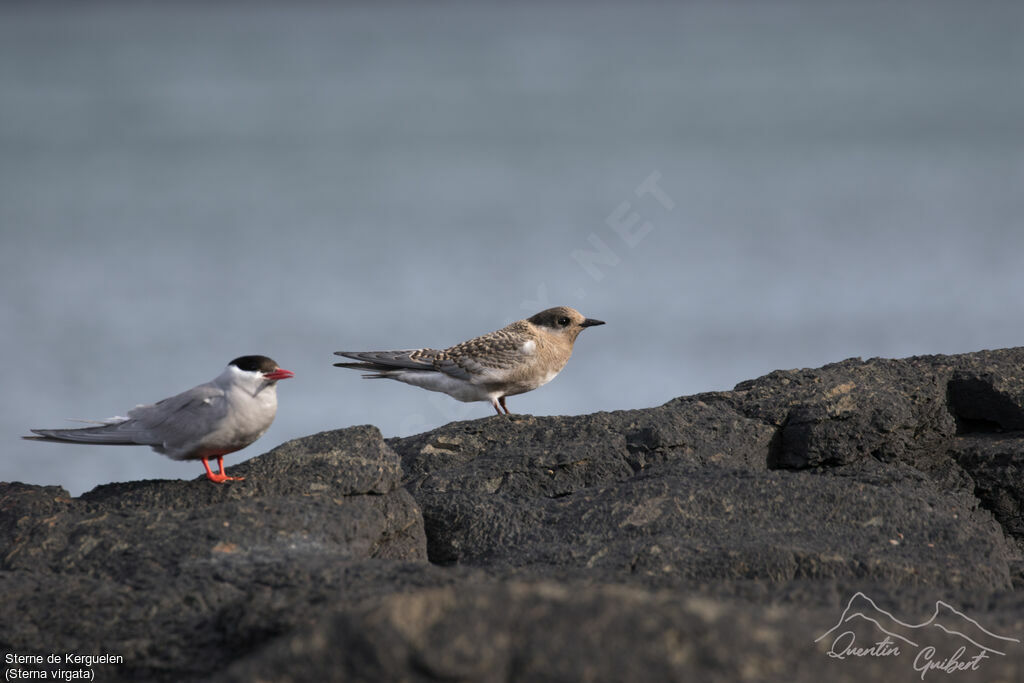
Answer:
[334, 306, 605, 415]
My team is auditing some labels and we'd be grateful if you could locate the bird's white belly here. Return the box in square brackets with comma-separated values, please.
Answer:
[163, 388, 277, 460]
[394, 370, 495, 403]
[500, 367, 561, 397]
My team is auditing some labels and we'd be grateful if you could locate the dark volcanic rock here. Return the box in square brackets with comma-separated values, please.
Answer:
[388, 353, 1021, 591]
[217, 580, 1024, 683]
[4, 350, 1024, 682]
[729, 356, 957, 470]
[0, 426, 426, 681]
[1, 426, 423, 580]
[217, 581, 816, 683]
[950, 435, 1024, 553]
[411, 465, 1011, 591]
[395, 398, 775, 488]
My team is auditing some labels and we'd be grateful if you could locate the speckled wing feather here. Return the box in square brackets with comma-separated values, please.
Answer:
[431, 321, 534, 381]
[335, 321, 534, 382]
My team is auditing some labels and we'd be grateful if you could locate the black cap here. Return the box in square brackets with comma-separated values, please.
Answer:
[229, 355, 280, 373]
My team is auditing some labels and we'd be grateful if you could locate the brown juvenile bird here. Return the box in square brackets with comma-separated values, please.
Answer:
[334, 306, 605, 415]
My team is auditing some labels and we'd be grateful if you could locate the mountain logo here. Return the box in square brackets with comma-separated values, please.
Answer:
[815, 592, 1020, 678]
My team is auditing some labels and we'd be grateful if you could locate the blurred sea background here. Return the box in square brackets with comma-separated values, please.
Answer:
[2, 1, 1022, 495]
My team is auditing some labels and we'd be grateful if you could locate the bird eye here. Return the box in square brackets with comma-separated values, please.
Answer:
[558, 317, 571, 327]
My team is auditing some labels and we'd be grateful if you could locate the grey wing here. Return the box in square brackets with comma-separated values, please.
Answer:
[26, 424, 145, 446]
[431, 357, 473, 381]
[124, 383, 228, 445]
[27, 384, 226, 448]
[333, 349, 441, 373]
[334, 348, 504, 382]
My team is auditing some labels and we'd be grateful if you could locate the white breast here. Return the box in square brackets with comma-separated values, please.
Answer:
[538, 368, 560, 387]
[392, 370, 494, 403]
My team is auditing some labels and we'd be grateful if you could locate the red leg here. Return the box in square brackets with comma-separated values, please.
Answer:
[498, 396, 511, 415]
[201, 456, 244, 484]
[201, 457, 228, 484]
[216, 456, 245, 482]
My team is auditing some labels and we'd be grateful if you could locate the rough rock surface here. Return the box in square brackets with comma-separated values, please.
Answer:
[1, 425, 426, 681]
[3, 350, 1024, 681]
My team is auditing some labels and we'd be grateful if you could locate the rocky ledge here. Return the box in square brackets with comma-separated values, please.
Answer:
[3, 349, 1024, 682]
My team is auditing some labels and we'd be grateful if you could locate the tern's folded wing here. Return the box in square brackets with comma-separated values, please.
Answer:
[123, 383, 228, 440]
[333, 349, 441, 371]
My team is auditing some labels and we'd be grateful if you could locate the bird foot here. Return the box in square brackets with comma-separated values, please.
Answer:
[201, 458, 245, 484]
[206, 473, 246, 484]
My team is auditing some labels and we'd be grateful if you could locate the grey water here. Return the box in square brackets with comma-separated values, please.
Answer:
[2, 2, 1022, 495]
